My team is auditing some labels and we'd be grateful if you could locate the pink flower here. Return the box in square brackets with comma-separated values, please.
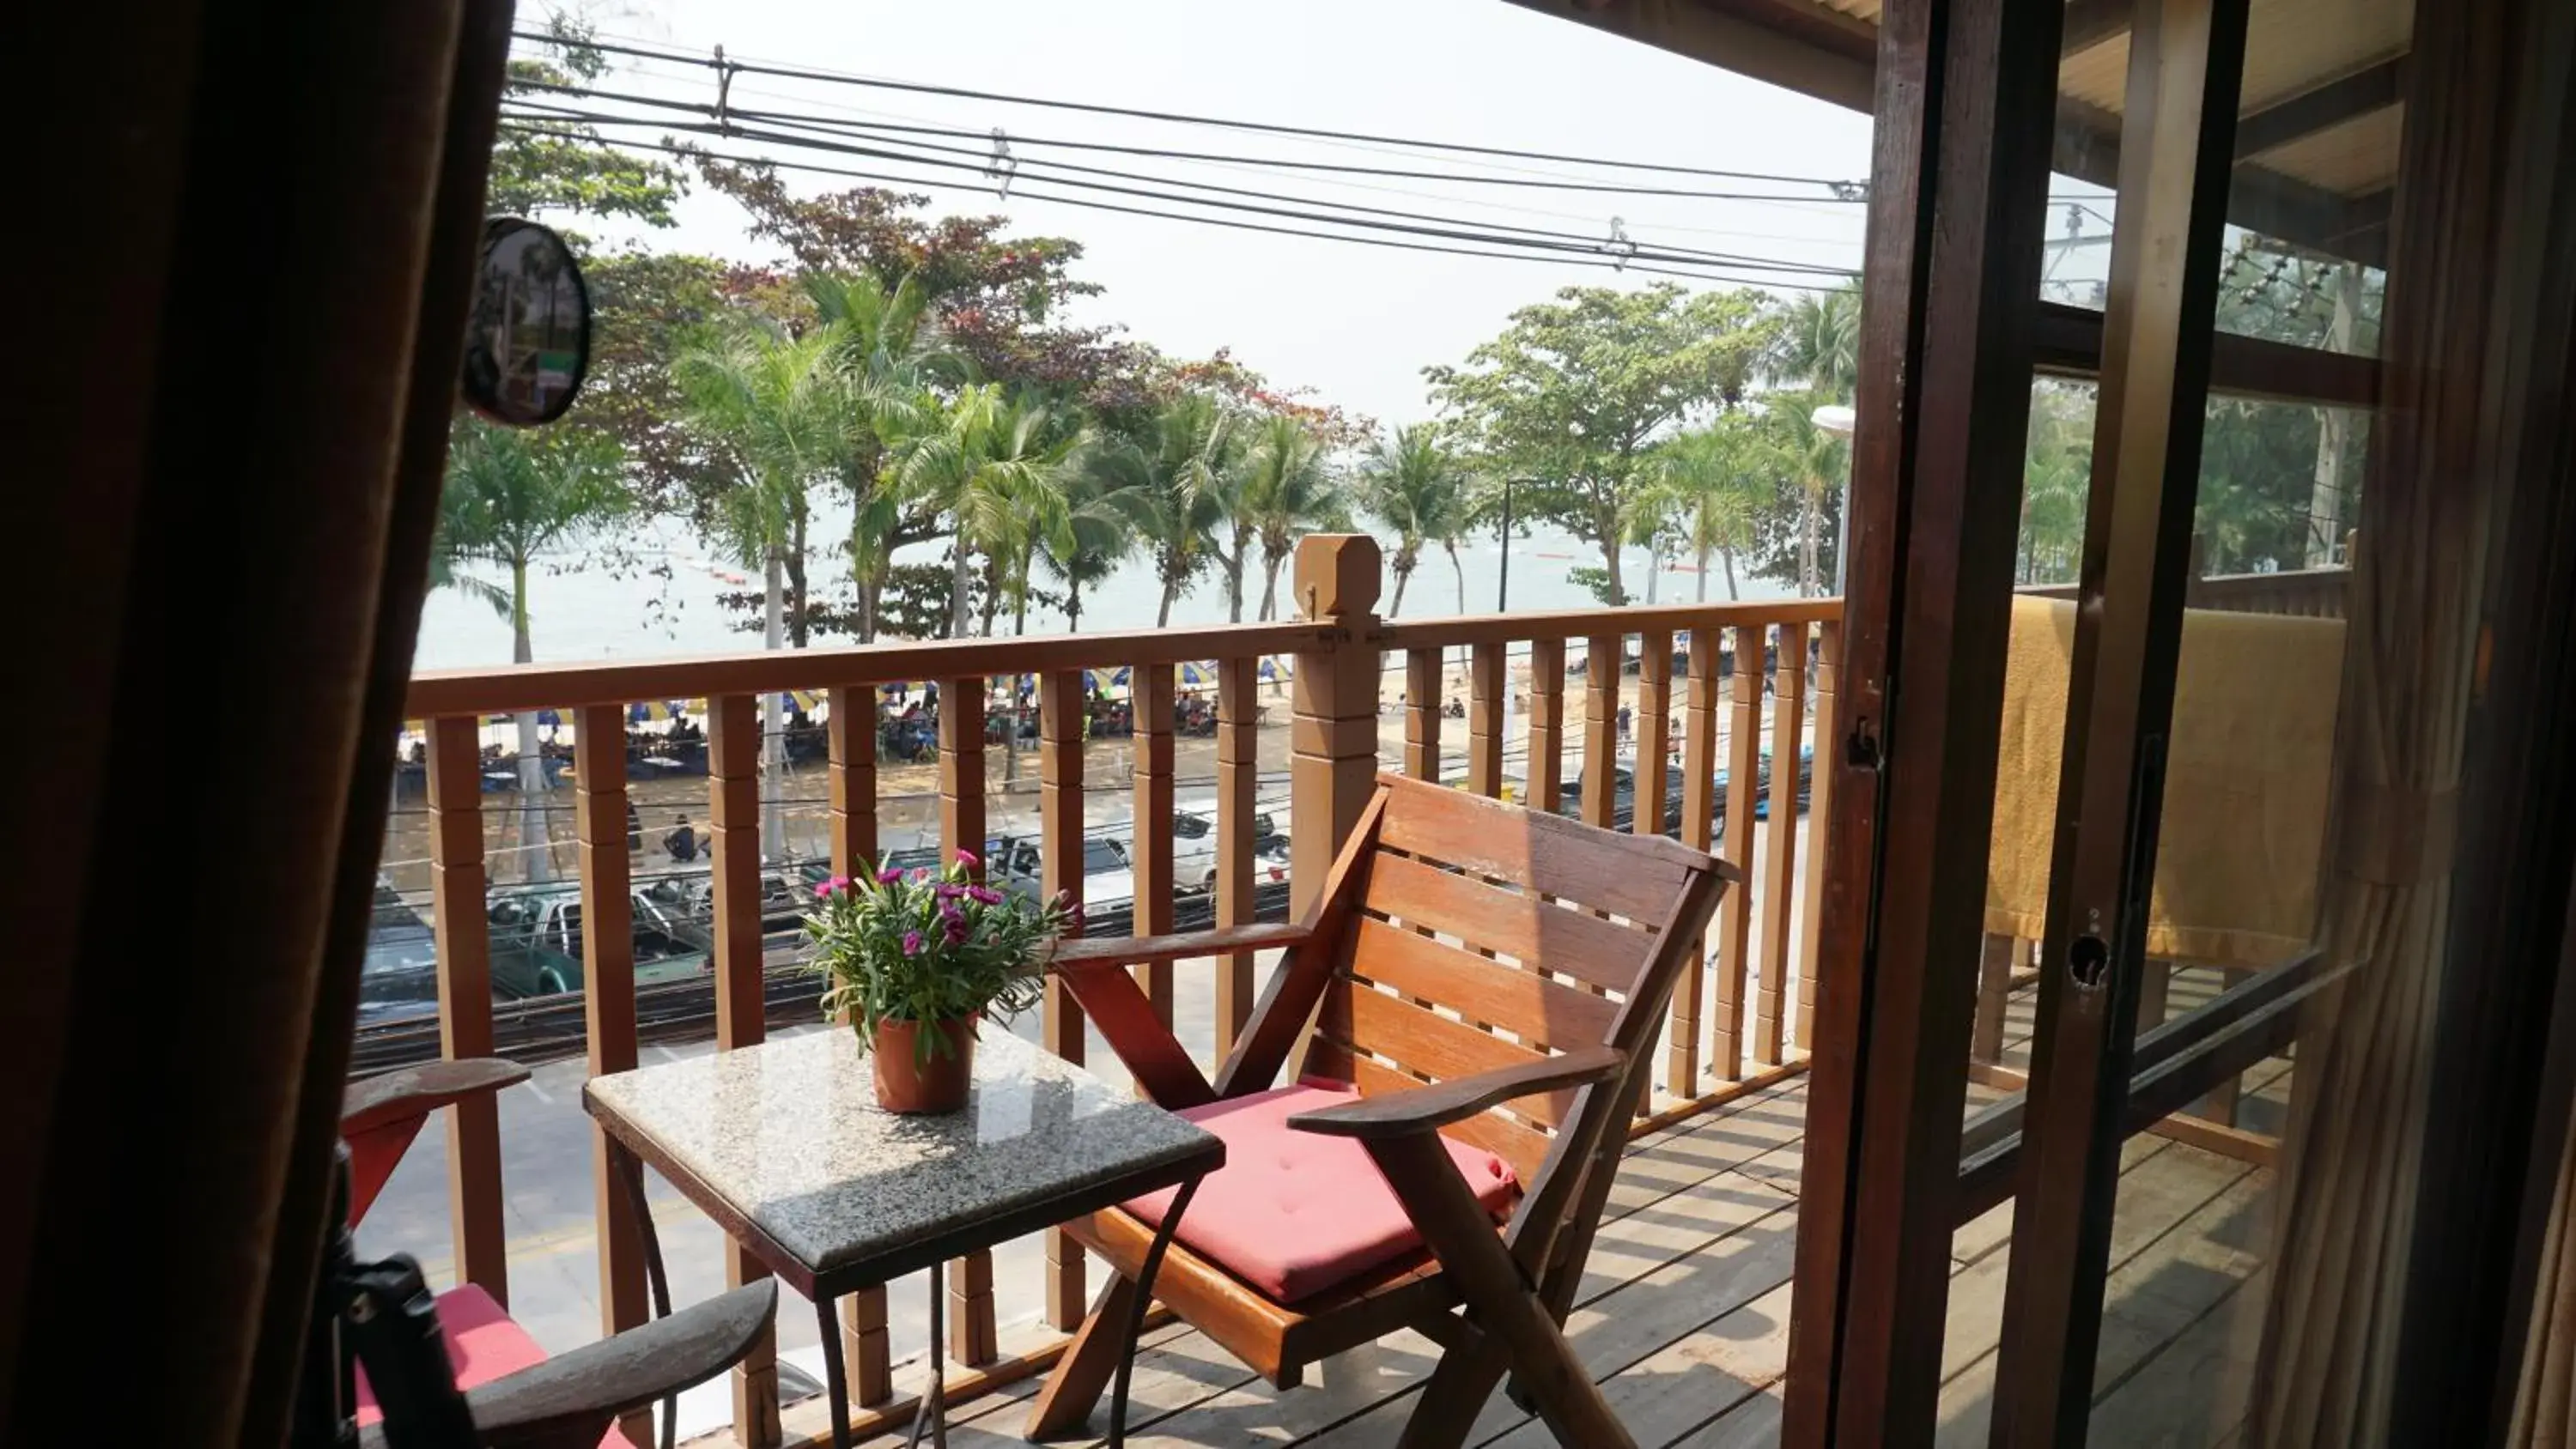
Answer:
[910, 868, 931, 883]
[967, 885, 1003, 906]
[935, 882, 964, 900]
[954, 848, 981, 870]
[902, 931, 924, 956]
[876, 866, 903, 885]
[943, 916, 971, 945]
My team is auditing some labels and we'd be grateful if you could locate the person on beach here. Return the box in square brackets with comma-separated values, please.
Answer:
[665, 814, 702, 863]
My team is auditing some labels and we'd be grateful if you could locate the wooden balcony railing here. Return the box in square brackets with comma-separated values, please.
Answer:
[378, 533, 2343, 1445]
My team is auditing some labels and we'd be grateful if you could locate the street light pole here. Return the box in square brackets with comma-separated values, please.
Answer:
[1497, 476, 1517, 614]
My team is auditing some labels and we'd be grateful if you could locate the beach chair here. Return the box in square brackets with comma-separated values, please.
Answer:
[1026, 773, 1735, 1448]
[340, 1059, 772, 1448]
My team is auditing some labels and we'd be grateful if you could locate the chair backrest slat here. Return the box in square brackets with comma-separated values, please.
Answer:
[1303, 775, 1733, 1197]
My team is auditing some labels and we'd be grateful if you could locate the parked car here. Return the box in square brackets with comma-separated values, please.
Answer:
[1173, 802, 1279, 893]
[1558, 745, 1815, 834]
[485, 882, 709, 1000]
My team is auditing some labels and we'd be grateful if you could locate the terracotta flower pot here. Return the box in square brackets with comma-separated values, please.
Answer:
[869, 1015, 978, 1114]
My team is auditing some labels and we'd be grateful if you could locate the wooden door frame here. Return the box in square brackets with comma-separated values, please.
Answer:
[1779, 0, 2068, 1440]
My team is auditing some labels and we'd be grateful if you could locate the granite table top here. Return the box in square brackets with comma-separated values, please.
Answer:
[584, 1028, 1221, 1294]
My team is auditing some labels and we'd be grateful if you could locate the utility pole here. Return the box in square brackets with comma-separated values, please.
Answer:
[1496, 476, 1517, 614]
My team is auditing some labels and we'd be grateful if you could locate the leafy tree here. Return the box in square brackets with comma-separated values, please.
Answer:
[1236, 415, 1350, 621]
[1425, 284, 1771, 604]
[1361, 427, 1477, 619]
[1643, 418, 1775, 601]
[809, 270, 956, 639]
[1767, 392, 1850, 597]
[1030, 453, 1138, 634]
[2020, 384, 2094, 584]
[493, 15, 685, 229]
[434, 418, 629, 882]
[1090, 394, 1242, 627]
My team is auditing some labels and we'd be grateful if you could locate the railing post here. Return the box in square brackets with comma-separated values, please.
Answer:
[1759, 621, 1808, 1066]
[938, 677, 999, 1367]
[1404, 648, 1443, 782]
[574, 705, 647, 1445]
[1717, 626, 1764, 1081]
[823, 685, 892, 1407]
[1796, 618, 1840, 1053]
[1290, 535, 1382, 920]
[425, 716, 507, 1303]
[1635, 628, 1674, 839]
[1037, 670, 1088, 1331]
[1580, 634, 1620, 830]
[1213, 658, 1259, 1058]
[1467, 642, 1505, 799]
[1131, 663, 1176, 1022]
[1526, 639, 1566, 813]
[705, 694, 781, 1446]
[1673, 631, 1722, 1098]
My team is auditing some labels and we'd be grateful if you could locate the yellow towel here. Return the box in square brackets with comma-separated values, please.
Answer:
[1985, 595, 2345, 970]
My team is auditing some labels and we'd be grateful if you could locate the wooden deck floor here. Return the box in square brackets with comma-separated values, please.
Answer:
[752, 972, 2285, 1449]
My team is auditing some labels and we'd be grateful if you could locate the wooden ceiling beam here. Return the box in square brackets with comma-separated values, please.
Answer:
[1502, 0, 1875, 112]
[2061, 0, 2135, 55]
[2234, 54, 2407, 157]
[2031, 300, 2380, 407]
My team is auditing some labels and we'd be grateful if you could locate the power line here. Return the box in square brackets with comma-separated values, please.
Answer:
[495, 122, 1849, 291]
[512, 28, 1872, 191]
[508, 94, 1857, 278]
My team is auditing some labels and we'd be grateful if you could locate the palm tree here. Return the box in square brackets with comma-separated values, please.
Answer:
[890, 384, 1079, 638]
[809, 270, 957, 640]
[1768, 282, 1862, 402]
[1236, 415, 1349, 621]
[1764, 393, 1849, 598]
[1644, 420, 1773, 602]
[434, 418, 629, 882]
[674, 319, 858, 857]
[1361, 426, 1474, 619]
[1091, 394, 1242, 627]
[1033, 452, 1136, 634]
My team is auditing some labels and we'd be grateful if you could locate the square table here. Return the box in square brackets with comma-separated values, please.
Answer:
[586, 1028, 1223, 1449]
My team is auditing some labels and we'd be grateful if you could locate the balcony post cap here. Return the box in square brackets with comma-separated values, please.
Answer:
[1294, 535, 1382, 620]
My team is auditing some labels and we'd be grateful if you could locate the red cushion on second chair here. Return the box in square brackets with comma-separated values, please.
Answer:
[354, 1284, 638, 1448]
[1123, 1080, 1519, 1305]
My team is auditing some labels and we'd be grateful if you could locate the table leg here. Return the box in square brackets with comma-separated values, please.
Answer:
[814, 1292, 852, 1449]
[1109, 1176, 1201, 1448]
[908, 1275, 946, 1449]
[611, 1140, 679, 1449]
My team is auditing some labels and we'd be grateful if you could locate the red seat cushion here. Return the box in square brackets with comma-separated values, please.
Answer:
[354, 1284, 637, 1448]
[1124, 1080, 1519, 1305]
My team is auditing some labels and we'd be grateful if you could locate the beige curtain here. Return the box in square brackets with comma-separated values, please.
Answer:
[2248, 0, 2517, 1442]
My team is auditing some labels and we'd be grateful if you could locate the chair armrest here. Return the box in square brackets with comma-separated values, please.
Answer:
[341, 1058, 530, 1137]
[358, 1281, 777, 1449]
[1285, 1046, 1625, 1142]
[1051, 921, 1309, 971]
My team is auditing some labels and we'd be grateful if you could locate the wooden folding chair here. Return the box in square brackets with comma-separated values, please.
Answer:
[1026, 773, 1735, 1448]
[341, 1059, 774, 1449]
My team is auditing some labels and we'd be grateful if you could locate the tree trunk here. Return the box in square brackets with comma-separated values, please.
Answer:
[1226, 525, 1249, 624]
[1798, 489, 1822, 598]
[1067, 574, 1084, 634]
[1644, 539, 1662, 605]
[762, 548, 788, 861]
[1695, 543, 1711, 604]
[1449, 543, 1468, 673]
[509, 559, 552, 884]
[1597, 523, 1626, 605]
[949, 539, 972, 640]
[2306, 261, 2360, 567]
[1721, 543, 1741, 601]
[1261, 550, 1285, 621]
[1388, 556, 1413, 619]
[1157, 573, 1176, 629]
[977, 553, 1002, 638]
[787, 505, 810, 647]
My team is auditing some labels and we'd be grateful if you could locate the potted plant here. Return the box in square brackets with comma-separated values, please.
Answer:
[805, 850, 1073, 1114]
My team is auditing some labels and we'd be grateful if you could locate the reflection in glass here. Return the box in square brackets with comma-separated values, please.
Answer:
[462, 218, 590, 425]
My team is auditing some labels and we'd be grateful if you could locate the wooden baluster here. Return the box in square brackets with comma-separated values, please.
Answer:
[823, 687, 892, 1406]
[1972, 933, 2016, 1066]
[938, 678, 999, 1367]
[1289, 534, 1383, 921]
[1796, 621, 1839, 1053]
[1526, 640, 1565, 815]
[1758, 621, 1807, 1066]
[1716, 627, 1764, 1081]
[1132, 664, 1176, 1024]
[425, 717, 507, 1303]
[574, 706, 648, 1445]
[1579, 634, 1620, 830]
[1634, 629, 1673, 839]
[1467, 643, 1505, 798]
[1214, 658, 1258, 1058]
[1038, 670, 1088, 1332]
[1670, 632, 1721, 1098]
[1405, 648, 1442, 782]
[707, 695, 780, 1446]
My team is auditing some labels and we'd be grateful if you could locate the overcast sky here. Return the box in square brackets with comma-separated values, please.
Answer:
[544, 0, 1881, 429]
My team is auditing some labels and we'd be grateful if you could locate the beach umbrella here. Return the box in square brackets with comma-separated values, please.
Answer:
[1257, 657, 1292, 682]
[1178, 660, 1217, 687]
[1083, 666, 1130, 694]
